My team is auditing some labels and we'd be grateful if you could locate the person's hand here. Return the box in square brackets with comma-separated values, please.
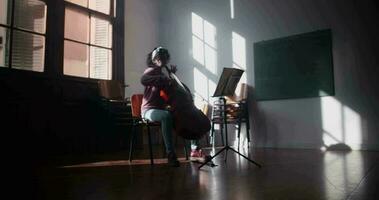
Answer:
[169, 64, 177, 74]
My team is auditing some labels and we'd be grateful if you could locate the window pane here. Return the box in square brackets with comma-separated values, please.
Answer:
[14, 0, 47, 34]
[91, 16, 112, 48]
[0, 0, 11, 25]
[90, 47, 111, 80]
[89, 0, 110, 15]
[66, 0, 87, 8]
[0, 27, 10, 67]
[12, 30, 45, 72]
[65, 7, 89, 43]
[64, 40, 89, 77]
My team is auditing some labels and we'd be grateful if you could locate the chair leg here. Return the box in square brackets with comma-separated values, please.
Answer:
[210, 122, 215, 145]
[147, 125, 154, 165]
[244, 103, 251, 146]
[237, 121, 242, 150]
[220, 124, 225, 146]
[246, 118, 251, 143]
[128, 123, 136, 162]
[183, 139, 189, 160]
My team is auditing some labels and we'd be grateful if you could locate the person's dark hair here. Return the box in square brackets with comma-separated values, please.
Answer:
[146, 46, 170, 66]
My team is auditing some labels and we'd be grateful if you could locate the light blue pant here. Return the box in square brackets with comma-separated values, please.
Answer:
[143, 109, 201, 154]
[143, 109, 175, 154]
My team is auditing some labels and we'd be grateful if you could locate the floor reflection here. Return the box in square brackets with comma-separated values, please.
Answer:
[323, 151, 364, 200]
[32, 149, 379, 200]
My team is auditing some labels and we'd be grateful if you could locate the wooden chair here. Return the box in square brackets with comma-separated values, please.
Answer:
[128, 94, 188, 165]
[97, 80, 131, 150]
[98, 80, 130, 121]
[210, 83, 250, 148]
[98, 80, 128, 102]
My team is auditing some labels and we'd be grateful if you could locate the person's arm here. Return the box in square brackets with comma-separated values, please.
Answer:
[141, 67, 171, 87]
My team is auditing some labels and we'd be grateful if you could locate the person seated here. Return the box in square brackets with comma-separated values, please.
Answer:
[141, 47, 210, 166]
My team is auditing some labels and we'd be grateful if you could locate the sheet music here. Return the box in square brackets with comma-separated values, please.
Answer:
[213, 68, 244, 97]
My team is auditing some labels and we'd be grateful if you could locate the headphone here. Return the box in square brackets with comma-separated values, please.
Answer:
[151, 46, 163, 60]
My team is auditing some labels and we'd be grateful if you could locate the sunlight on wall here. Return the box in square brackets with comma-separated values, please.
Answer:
[343, 106, 362, 145]
[194, 67, 208, 101]
[321, 97, 343, 145]
[232, 32, 247, 96]
[208, 79, 216, 99]
[193, 67, 216, 108]
[191, 12, 218, 109]
[192, 13, 204, 65]
[192, 36, 204, 65]
[321, 96, 362, 149]
[191, 13, 217, 75]
[192, 13, 203, 39]
[205, 45, 217, 74]
[204, 21, 216, 48]
[230, 0, 235, 19]
[232, 32, 246, 69]
[322, 97, 364, 197]
[231, 32, 250, 148]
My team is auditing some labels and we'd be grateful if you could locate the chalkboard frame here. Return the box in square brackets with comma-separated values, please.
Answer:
[254, 29, 335, 101]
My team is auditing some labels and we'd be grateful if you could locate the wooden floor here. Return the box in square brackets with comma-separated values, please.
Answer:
[26, 147, 379, 200]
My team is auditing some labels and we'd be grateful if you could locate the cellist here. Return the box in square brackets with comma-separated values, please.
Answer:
[141, 47, 208, 167]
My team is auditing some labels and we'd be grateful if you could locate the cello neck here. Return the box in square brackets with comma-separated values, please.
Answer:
[170, 72, 186, 90]
[164, 66, 186, 90]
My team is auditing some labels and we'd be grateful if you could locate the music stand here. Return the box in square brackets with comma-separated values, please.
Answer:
[199, 68, 262, 169]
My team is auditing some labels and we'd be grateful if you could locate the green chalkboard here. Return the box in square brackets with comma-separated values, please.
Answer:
[254, 29, 334, 101]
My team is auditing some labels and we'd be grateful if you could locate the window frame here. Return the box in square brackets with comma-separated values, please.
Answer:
[0, 0, 48, 70]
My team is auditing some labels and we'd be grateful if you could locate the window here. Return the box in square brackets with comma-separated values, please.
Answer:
[0, 0, 47, 72]
[64, 0, 114, 80]
[0, 0, 123, 80]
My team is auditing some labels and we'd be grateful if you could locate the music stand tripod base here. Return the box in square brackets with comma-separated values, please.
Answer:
[199, 68, 262, 169]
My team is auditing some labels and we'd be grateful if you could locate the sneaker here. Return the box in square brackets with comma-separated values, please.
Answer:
[167, 152, 180, 167]
[190, 149, 207, 162]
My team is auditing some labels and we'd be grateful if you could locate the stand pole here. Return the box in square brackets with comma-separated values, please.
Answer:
[198, 97, 261, 169]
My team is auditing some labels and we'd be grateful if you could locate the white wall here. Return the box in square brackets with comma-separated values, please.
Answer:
[124, 0, 160, 97]
[156, 0, 379, 150]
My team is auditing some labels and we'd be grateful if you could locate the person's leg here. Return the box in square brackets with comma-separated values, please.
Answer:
[144, 109, 179, 167]
[143, 109, 175, 154]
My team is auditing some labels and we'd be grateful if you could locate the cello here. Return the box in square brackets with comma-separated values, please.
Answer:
[163, 66, 211, 140]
